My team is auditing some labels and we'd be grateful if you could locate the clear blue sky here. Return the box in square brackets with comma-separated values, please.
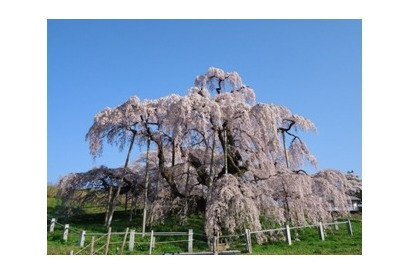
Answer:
[47, 19, 361, 184]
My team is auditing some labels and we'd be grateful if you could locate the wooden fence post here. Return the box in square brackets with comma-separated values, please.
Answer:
[188, 229, 193, 253]
[245, 229, 252, 253]
[70, 250, 73, 255]
[347, 219, 353, 236]
[90, 236, 95, 255]
[49, 218, 56, 232]
[120, 227, 129, 254]
[63, 224, 69, 242]
[78, 230, 86, 247]
[129, 229, 135, 251]
[149, 230, 154, 255]
[318, 222, 325, 241]
[104, 227, 112, 255]
[334, 219, 339, 230]
[285, 225, 292, 245]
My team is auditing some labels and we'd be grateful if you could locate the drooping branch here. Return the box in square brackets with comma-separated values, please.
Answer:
[278, 119, 296, 169]
[278, 119, 295, 132]
[216, 79, 222, 94]
[293, 169, 308, 175]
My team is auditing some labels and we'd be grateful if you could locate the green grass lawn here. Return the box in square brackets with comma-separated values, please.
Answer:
[251, 220, 361, 255]
[47, 187, 361, 255]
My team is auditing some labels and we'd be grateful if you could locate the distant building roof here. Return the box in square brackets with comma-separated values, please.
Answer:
[349, 195, 361, 201]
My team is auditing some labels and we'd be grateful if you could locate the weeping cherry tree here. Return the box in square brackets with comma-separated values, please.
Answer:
[58, 67, 353, 242]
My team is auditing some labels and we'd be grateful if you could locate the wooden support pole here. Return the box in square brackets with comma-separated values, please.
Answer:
[149, 230, 154, 255]
[49, 218, 56, 232]
[188, 229, 193, 253]
[129, 229, 135, 251]
[78, 230, 86, 247]
[104, 227, 112, 255]
[318, 222, 325, 241]
[90, 236, 95, 255]
[347, 219, 353, 236]
[63, 224, 69, 242]
[213, 234, 218, 255]
[245, 229, 252, 253]
[224, 129, 228, 175]
[142, 138, 151, 237]
[285, 224, 292, 245]
[244, 229, 249, 253]
[120, 227, 129, 254]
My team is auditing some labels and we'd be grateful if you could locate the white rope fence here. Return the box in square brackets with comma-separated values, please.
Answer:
[48, 221, 196, 255]
[48, 216, 353, 255]
[243, 219, 354, 252]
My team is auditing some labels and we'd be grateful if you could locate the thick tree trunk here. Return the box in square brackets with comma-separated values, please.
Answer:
[216, 128, 244, 178]
[183, 166, 191, 219]
[156, 138, 185, 199]
[125, 192, 128, 211]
